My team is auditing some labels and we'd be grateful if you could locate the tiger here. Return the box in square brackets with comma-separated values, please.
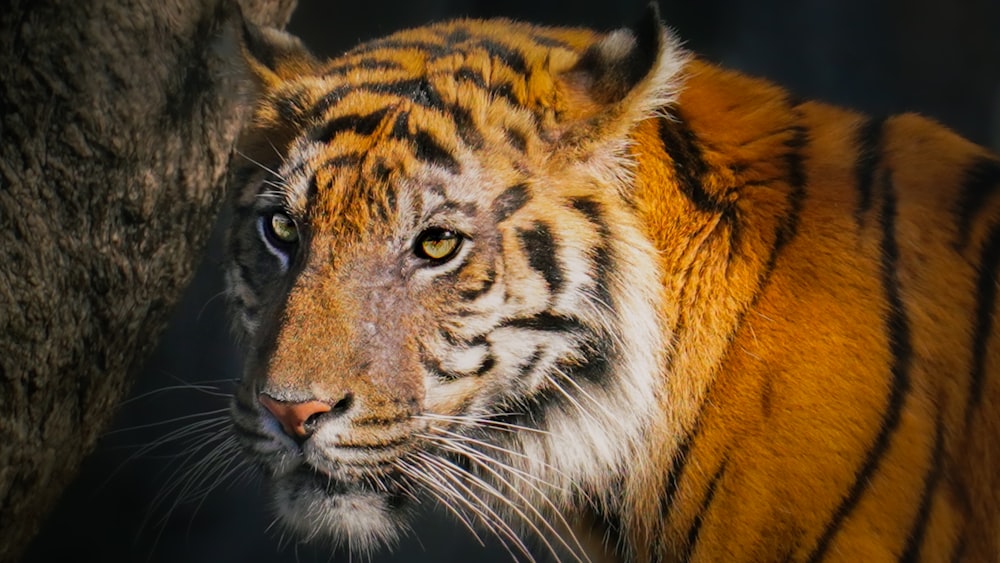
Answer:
[224, 4, 1000, 562]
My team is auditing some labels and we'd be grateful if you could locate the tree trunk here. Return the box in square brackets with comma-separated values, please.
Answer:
[0, 1, 295, 560]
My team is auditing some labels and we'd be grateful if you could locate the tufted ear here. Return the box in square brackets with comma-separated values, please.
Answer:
[240, 23, 320, 89]
[555, 3, 687, 154]
[229, 24, 321, 206]
[233, 24, 321, 173]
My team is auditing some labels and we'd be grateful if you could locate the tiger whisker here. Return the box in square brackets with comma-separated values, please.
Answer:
[413, 451, 534, 562]
[425, 427, 580, 486]
[115, 380, 232, 407]
[99, 416, 230, 492]
[101, 407, 230, 436]
[417, 432, 568, 494]
[145, 429, 235, 524]
[394, 457, 489, 548]
[430, 440, 586, 562]
[415, 413, 551, 435]
[417, 451, 559, 563]
[410, 452, 528, 558]
[544, 369, 612, 429]
[234, 148, 284, 180]
[134, 416, 237, 558]
[423, 435, 591, 562]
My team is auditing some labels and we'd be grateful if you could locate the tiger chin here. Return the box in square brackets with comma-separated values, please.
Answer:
[224, 4, 999, 562]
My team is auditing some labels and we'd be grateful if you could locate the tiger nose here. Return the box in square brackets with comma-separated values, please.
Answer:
[258, 393, 344, 440]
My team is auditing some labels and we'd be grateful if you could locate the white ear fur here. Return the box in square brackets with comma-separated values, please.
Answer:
[558, 4, 689, 151]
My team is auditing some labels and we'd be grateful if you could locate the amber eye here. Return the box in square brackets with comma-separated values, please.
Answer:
[267, 211, 299, 245]
[414, 228, 462, 262]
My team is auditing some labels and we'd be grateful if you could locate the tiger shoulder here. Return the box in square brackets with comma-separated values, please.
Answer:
[225, 5, 1000, 562]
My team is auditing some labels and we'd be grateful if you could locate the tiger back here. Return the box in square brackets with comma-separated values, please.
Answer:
[225, 7, 1000, 562]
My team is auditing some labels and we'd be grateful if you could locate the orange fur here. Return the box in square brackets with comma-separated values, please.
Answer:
[227, 12, 999, 562]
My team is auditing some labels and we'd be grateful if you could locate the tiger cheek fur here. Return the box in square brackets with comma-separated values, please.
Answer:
[224, 7, 999, 563]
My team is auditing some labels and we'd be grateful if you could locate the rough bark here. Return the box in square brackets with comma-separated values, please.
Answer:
[0, 0, 296, 560]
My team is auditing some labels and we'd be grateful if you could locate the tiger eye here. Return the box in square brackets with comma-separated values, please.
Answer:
[415, 228, 461, 261]
[269, 212, 298, 244]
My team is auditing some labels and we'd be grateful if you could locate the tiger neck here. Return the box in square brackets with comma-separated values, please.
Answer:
[616, 59, 811, 559]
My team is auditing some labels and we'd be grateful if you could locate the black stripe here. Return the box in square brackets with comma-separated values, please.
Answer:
[499, 312, 586, 333]
[412, 129, 461, 174]
[766, 125, 809, 269]
[455, 67, 487, 88]
[311, 78, 448, 119]
[381, 78, 447, 111]
[348, 39, 449, 59]
[492, 184, 530, 223]
[488, 81, 523, 107]
[310, 108, 391, 144]
[439, 28, 471, 45]
[315, 152, 364, 171]
[514, 385, 567, 428]
[658, 114, 725, 214]
[453, 66, 523, 108]
[451, 104, 484, 149]
[342, 37, 532, 92]
[504, 127, 528, 152]
[438, 328, 462, 346]
[474, 39, 529, 75]
[853, 116, 887, 226]
[807, 168, 912, 563]
[420, 352, 463, 382]
[390, 111, 461, 174]
[323, 58, 404, 76]
[899, 411, 946, 563]
[274, 87, 311, 123]
[556, 335, 612, 385]
[955, 156, 1000, 249]
[679, 460, 727, 563]
[518, 347, 545, 378]
[373, 181, 397, 223]
[518, 222, 564, 295]
[569, 197, 615, 309]
[651, 426, 695, 563]
[966, 220, 1000, 426]
[458, 267, 496, 300]
[529, 33, 573, 50]
[438, 26, 572, 53]
[474, 355, 496, 376]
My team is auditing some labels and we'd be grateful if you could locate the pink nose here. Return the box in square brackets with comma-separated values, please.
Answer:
[258, 394, 333, 439]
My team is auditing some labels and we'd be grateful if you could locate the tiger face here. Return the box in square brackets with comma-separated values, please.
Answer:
[226, 7, 1000, 562]
[226, 11, 677, 554]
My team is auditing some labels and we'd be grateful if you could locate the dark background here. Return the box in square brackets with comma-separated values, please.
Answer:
[24, 0, 1000, 562]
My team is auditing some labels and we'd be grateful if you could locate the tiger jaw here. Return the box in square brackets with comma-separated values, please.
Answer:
[270, 467, 410, 549]
[234, 393, 426, 547]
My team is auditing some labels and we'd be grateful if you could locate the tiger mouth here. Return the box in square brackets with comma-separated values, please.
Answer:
[292, 447, 413, 490]
[292, 465, 409, 503]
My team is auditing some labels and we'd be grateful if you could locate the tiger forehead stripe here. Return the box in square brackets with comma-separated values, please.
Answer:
[309, 107, 392, 145]
[492, 184, 531, 223]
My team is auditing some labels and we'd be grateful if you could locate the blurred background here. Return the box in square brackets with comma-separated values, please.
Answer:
[24, 0, 1000, 561]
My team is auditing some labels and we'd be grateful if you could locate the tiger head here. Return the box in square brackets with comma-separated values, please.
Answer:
[226, 8, 681, 554]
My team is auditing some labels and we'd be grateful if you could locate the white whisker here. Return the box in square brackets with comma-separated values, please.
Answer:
[235, 148, 285, 180]
[414, 452, 532, 562]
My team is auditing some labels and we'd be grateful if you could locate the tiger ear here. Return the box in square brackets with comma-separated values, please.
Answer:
[240, 23, 320, 89]
[555, 3, 687, 153]
[232, 24, 321, 175]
